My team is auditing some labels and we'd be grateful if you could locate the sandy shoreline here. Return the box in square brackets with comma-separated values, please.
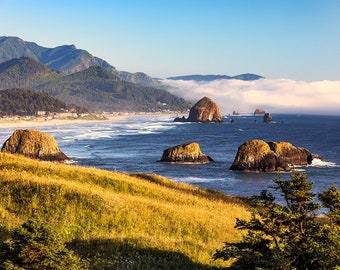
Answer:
[0, 112, 179, 129]
[0, 114, 133, 129]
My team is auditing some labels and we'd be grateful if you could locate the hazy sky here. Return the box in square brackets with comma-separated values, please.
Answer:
[1, 0, 340, 81]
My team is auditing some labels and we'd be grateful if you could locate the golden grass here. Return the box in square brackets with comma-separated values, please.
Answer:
[0, 152, 250, 268]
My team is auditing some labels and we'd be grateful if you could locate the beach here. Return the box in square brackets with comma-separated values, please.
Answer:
[0, 113, 134, 129]
[0, 112, 181, 129]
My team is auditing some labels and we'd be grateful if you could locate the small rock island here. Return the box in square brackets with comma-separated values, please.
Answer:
[159, 142, 214, 163]
[230, 139, 322, 172]
[1, 129, 70, 162]
[174, 96, 223, 122]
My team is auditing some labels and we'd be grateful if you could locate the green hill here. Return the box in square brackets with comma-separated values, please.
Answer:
[35, 66, 191, 112]
[0, 58, 191, 112]
[0, 88, 86, 116]
[0, 152, 249, 269]
[0, 57, 62, 89]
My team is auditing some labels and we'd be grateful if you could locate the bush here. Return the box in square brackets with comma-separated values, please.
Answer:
[0, 218, 87, 270]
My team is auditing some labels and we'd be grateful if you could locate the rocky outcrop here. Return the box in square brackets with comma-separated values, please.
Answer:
[1, 129, 70, 162]
[268, 141, 311, 166]
[254, 108, 265, 115]
[159, 142, 213, 163]
[263, 112, 273, 122]
[230, 140, 320, 172]
[174, 97, 223, 122]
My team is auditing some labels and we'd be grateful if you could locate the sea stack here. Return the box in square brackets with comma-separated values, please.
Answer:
[174, 96, 223, 122]
[254, 108, 266, 115]
[230, 139, 321, 172]
[263, 112, 273, 122]
[1, 129, 70, 162]
[159, 142, 214, 163]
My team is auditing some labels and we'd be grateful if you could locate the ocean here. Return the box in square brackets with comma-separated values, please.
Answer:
[0, 114, 339, 199]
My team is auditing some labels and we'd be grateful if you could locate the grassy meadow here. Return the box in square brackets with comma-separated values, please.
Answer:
[0, 152, 250, 269]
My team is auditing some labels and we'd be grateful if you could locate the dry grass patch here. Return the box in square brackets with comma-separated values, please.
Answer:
[0, 152, 250, 268]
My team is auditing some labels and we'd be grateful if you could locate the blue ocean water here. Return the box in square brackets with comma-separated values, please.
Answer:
[0, 114, 339, 199]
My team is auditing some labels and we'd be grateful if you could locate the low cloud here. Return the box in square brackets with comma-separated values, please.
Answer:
[163, 78, 340, 115]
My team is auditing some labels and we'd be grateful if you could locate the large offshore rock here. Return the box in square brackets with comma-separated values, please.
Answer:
[174, 97, 223, 122]
[230, 140, 320, 172]
[159, 142, 213, 163]
[268, 141, 312, 166]
[1, 129, 70, 162]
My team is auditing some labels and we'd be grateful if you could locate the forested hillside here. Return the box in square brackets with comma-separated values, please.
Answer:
[0, 88, 86, 116]
[35, 66, 191, 112]
[0, 58, 191, 112]
[0, 57, 62, 89]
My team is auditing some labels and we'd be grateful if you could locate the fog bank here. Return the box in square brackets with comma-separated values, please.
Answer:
[163, 78, 340, 115]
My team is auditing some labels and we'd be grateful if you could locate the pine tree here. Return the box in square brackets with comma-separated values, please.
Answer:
[214, 172, 340, 269]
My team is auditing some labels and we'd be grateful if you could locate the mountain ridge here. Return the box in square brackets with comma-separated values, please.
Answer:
[166, 73, 263, 82]
[0, 36, 160, 87]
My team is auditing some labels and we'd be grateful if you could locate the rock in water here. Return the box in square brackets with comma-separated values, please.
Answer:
[229, 139, 290, 172]
[159, 142, 213, 163]
[230, 139, 320, 172]
[174, 96, 223, 122]
[263, 112, 273, 122]
[1, 129, 70, 162]
[254, 108, 266, 115]
[268, 141, 312, 166]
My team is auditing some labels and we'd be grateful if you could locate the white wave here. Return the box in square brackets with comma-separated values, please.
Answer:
[173, 176, 212, 183]
[309, 158, 338, 167]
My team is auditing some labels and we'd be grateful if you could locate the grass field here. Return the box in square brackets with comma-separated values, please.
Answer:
[0, 152, 250, 269]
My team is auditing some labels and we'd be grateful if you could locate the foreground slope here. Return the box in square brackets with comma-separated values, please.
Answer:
[0, 153, 248, 269]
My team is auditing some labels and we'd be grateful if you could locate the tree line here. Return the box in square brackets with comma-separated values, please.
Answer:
[0, 88, 86, 116]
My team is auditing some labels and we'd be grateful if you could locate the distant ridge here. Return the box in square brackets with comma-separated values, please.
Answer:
[167, 73, 263, 81]
[0, 36, 114, 75]
[0, 36, 160, 87]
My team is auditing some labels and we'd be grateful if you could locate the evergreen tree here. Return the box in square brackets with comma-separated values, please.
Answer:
[214, 172, 340, 269]
[0, 218, 87, 270]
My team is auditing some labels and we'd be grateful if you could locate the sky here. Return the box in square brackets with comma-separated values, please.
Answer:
[1, 0, 340, 114]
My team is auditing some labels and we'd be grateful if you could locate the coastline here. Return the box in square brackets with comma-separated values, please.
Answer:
[0, 113, 131, 129]
[0, 112, 179, 129]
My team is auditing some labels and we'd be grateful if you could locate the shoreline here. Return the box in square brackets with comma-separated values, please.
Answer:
[0, 112, 179, 129]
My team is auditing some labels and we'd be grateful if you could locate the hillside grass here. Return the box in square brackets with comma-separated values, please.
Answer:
[0, 152, 250, 269]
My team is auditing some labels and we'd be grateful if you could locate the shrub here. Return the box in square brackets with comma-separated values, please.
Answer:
[0, 218, 87, 270]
